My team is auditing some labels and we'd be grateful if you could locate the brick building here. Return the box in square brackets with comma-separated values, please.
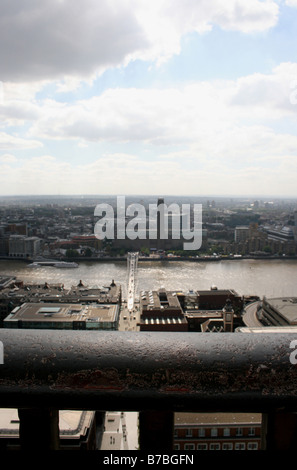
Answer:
[174, 412, 262, 451]
[139, 288, 188, 331]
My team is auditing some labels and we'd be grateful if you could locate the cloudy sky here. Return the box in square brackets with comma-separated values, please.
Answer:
[1, 0, 297, 197]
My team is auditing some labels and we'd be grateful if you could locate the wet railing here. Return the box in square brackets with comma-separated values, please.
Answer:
[0, 329, 297, 450]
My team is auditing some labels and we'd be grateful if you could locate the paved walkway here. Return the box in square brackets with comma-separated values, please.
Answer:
[242, 301, 263, 327]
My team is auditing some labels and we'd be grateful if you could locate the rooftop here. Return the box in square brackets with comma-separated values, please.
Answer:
[0, 280, 121, 305]
[266, 297, 297, 325]
[4, 302, 118, 325]
[0, 409, 94, 439]
[197, 289, 239, 296]
[140, 289, 182, 310]
[175, 412, 262, 427]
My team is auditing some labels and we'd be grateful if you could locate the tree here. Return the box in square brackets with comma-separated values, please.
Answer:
[66, 248, 79, 258]
[84, 247, 92, 257]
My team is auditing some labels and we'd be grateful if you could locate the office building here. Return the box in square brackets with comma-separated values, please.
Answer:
[234, 226, 250, 243]
[9, 235, 40, 258]
[0, 279, 121, 326]
[4, 301, 120, 330]
[185, 288, 244, 332]
[139, 288, 188, 331]
[174, 412, 262, 451]
[257, 297, 297, 327]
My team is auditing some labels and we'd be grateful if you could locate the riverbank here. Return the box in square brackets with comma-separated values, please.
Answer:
[0, 255, 296, 299]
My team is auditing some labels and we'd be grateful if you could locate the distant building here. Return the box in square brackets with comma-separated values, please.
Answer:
[185, 288, 243, 332]
[200, 318, 225, 332]
[4, 223, 28, 236]
[294, 211, 297, 243]
[257, 297, 297, 327]
[199, 301, 235, 332]
[0, 280, 121, 327]
[184, 287, 244, 332]
[66, 281, 121, 305]
[234, 226, 250, 243]
[4, 301, 120, 330]
[0, 236, 9, 256]
[174, 412, 262, 451]
[265, 225, 295, 243]
[196, 288, 243, 312]
[0, 276, 16, 290]
[9, 235, 40, 258]
[139, 288, 188, 331]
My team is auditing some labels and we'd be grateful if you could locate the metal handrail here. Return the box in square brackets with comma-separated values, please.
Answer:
[0, 329, 297, 413]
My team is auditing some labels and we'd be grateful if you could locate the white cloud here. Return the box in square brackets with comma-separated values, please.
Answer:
[2, 81, 50, 101]
[27, 83, 230, 145]
[0, 150, 296, 197]
[25, 63, 297, 152]
[0, 132, 42, 150]
[0, 0, 147, 82]
[0, 100, 41, 127]
[0, 0, 280, 83]
[0, 153, 17, 163]
[0, 1, 294, 200]
[231, 62, 297, 117]
[0, 59, 293, 197]
[285, 0, 297, 7]
[210, 0, 279, 33]
[130, 0, 279, 65]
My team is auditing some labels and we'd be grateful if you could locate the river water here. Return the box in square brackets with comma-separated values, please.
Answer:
[1, 258, 297, 299]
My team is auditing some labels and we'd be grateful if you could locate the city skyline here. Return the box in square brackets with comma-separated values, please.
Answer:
[1, 1, 297, 197]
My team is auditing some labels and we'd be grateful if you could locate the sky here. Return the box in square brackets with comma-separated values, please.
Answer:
[1, 0, 297, 198]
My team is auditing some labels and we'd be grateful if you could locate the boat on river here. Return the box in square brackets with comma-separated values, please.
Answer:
[28, 260, 78, 268]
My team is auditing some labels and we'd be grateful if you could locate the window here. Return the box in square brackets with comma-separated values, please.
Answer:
[174, 444, 180, 450]
[186, 428, 193, 437]
[235, 443, 246, 450]
[198, 428, 205, 437]
[248, 427, 255, 436]
[197, 444, 208, 450]
[209, 443, 220, 450]
[222, 443, 233, 450]
[223, 428, 230, 437]
[247, 442, 258, 450]
[211, 428, 218, 437]
[236, 427, 243, 436]
[185, 444, 195, 450]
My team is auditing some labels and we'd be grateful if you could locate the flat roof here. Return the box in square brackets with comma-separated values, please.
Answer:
[5, 302, 118, 323]
[140, 290, 181, 310]
[0, 409, 94, 438]
[0, 282, 121, 304]
[185, 310, 222, 319]
[197, 289, 238, 296]
[141, 317, 187, 325]
[175, 413, 262, 427]
[265, 297, 297, 325]
[237, 326, 297, 333]
[68, 283, 121, 301]
[0, 276, 16, 289]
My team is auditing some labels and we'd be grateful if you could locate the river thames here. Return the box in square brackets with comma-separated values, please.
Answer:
[0, 258, 297, 299]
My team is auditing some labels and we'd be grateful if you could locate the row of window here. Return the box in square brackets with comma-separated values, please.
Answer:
[176, 427, 256, 438]
[174, 442, 259, 451]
